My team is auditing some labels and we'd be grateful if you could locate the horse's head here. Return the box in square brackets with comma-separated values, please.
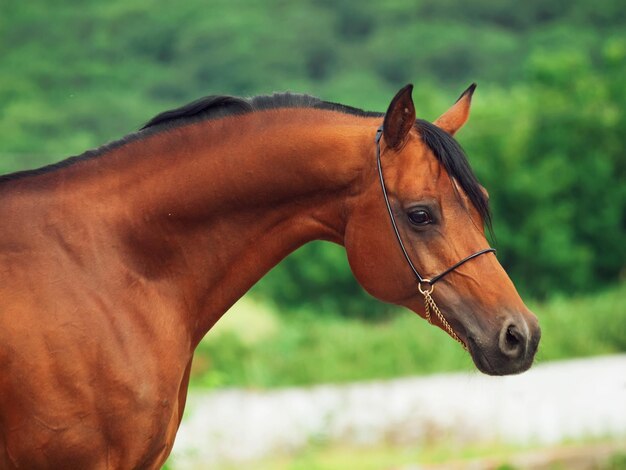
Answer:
[344, 84, 540, 375]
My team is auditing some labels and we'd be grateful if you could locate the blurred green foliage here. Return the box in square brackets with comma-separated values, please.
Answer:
[192, 283, 626, 388]
[1, 0, 624, 317]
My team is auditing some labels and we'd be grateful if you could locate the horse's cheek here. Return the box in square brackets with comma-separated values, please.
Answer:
[343, 216, 407, 304]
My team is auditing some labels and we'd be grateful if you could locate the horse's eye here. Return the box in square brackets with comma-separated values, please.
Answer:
[408, 209, 432, 226]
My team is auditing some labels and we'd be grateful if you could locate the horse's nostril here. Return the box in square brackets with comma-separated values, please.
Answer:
[499, 323, 526, 359]
[506, 325, 520, 347]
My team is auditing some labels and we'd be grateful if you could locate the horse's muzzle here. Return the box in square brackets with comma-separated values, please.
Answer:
[467, 312, 541, 376]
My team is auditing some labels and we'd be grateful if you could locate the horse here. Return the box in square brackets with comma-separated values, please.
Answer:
[0, 84, 540, 468]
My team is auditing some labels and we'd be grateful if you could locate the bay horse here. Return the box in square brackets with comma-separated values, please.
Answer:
[0, 84, 540, 468]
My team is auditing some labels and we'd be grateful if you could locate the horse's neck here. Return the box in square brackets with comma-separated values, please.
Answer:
[82, 112, 374, 343]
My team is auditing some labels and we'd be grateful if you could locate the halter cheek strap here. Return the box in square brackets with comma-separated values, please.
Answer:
[375, 125, 496, 348]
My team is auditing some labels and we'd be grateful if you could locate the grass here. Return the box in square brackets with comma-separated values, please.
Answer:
[528, 284, 626, 363]
[172, 438, 626, 470]
[263, 441, 626, 470]
[190, 283, 626, 389]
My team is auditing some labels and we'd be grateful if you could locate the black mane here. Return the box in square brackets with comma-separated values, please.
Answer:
[415, 119, 492, 232]
[140, 92, 381, 130]
[1, 91, 493, 231]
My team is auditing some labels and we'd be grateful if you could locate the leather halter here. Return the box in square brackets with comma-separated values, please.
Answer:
[375, 126, 496, 292]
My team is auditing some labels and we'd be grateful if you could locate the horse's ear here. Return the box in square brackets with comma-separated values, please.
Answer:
[434, 83, 476, 136]
[383, 84, 416, 150]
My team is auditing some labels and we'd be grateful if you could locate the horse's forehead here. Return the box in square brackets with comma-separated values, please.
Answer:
[393, 140, 450, 195]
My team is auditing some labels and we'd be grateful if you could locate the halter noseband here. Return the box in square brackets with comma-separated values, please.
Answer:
[375, 125, 495, 348]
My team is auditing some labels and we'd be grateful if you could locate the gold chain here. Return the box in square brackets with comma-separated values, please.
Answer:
[421, 285, 467, 350]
